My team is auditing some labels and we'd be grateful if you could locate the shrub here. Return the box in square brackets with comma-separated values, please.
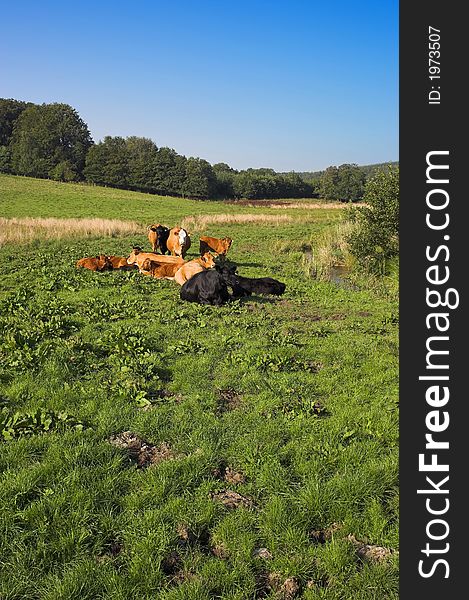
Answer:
[347, 166, 399, 274]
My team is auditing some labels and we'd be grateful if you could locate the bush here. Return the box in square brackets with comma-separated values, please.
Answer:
[347, 166, 399, 274]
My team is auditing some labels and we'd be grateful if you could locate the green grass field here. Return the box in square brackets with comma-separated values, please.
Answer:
[0, 175, 398, 599]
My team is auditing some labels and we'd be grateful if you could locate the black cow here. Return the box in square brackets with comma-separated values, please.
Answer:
[216, 265, 286, 297]
[180, 269, 231, 305]
[148, 224, 170, 254]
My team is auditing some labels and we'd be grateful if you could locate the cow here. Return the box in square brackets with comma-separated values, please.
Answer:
[199, 236, 232, 257]
[180, 269, 231, 306]
[127, 247, 185, 271]
[107, 255, 137, 270]
[173, 252, 216, 286]
[216, 265, 286, 297]
[139, 259, 184, 279]
[148, 224, 170, 254]
[76, 255, 112, 271]
[166, 227, 191, 258]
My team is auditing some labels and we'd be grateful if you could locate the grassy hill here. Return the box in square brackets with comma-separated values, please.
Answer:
[0, 175, 398, 599]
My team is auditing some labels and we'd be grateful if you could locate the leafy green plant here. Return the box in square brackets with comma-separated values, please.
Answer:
[1, 407, 90, 440]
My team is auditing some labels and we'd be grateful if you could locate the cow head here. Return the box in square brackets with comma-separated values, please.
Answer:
[222, 237, 233, 253]
[127, 246, 142, 264]
[201, 252, 216, 268]
[141, 258, 152, 271]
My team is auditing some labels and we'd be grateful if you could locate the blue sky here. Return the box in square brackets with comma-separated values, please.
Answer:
[0, 1, 398, 171]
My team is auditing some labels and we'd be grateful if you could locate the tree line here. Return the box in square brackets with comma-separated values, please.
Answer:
[0, 98, 392, 201]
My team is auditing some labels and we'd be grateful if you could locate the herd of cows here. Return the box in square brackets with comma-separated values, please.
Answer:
[76, 223, 286, 305]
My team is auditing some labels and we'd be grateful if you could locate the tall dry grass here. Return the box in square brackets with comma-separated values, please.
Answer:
[303, 220, 357, 280]
[253, 201, 366, 210]
[181, 213, 294, 231]
[0, 217, 143, 247]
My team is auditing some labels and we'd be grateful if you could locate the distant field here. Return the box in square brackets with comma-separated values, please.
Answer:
[0, 175, 398, 599]
[0, 175, 339, 223]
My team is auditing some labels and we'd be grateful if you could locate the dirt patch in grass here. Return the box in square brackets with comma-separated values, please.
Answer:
[254, 547, 273, 560]
[108, 431, 176, 468]
[212, 542, 230, 559]
[96, 540, 123, 563]
[347, 534, 397, 563]
[224, 466, 246, 484]
[217, 389, 243, 413]
[212, 464, 246, 484]
[310, 522, 342, 544]
[211, 489, 255, 509]
[256, 573, 300, 599]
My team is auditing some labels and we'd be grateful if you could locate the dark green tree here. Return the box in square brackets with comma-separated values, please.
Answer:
[151, 147, 187, 196]
[0, 98, 34, 147]
[213, 163, 237, 198]
[125, 136, 159, 192]
[183, 157, 217, 199]
[10, 103, 92, 179]
[84, 136, 128, 188]
[335, 164, 366, 201]
[318, 166, 340, 200]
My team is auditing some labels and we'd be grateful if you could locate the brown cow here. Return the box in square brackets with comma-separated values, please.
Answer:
[199, 236, 232, 256]
[76, 255, 112, 271]
[147, 224, 170, 254]
[107, 255, 137, 270]
[166, 227, 191, 258]
[173, 252, 216, 286]
[127, 247, 185, 271]
[140, 259, 184, 279]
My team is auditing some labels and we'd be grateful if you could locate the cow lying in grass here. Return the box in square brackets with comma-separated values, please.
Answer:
[217, 264, 286, 297]
[173, 252, 216, 285]
[76, 255, 112, 271]
[167, 227, 191, 258]
[199, 235, 232, 257]
[148, 224, 170, 254]
[127, 247, 184, 271]
[180, 269, 231, 305]
[108, 255, 137, 270]
[139, 259, 184, 279]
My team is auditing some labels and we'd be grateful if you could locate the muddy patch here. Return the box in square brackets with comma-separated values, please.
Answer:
[310, 522, 342, 544]
[256, 573, 300, 599]
[213, 463, 246, 485]
[96, 539, 123, 564]
[108, 431, 177, 468]
[175, 523, 229, 560]
[254, 547, 273, 560]
[211, 489, 255, 509]
[347, 534, 397, 562]
[217, 388, 243, 413]
[327, 265, 359, 290]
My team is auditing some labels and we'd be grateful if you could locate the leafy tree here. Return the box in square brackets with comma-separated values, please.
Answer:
[125, 136, 158, 192]
[183, 157, 217, 199]
[347, 166, 399, 274]
[49, 160, 79, 182]
[335, 164, 366, 201]
[10, 103, 92, 179]
[0, 98, 34, 147]
[0, 145, 12, 173]
[151, 147, 186, 196]
[213, 162, 237, 198]
[84, 136, 128, 188]
[319, 164, 366, 201]
[318, 166, 340, 200]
